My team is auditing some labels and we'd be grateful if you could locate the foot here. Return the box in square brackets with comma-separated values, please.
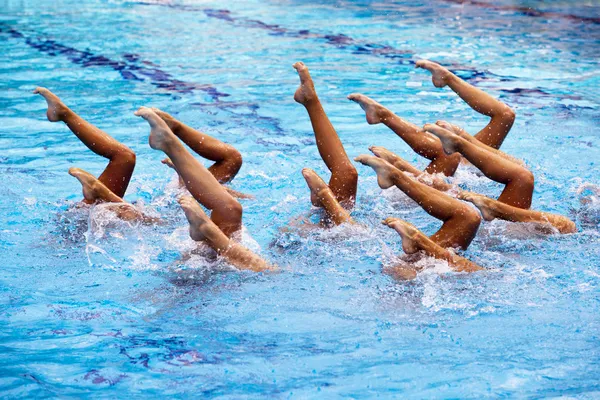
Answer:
[415, 60, 451, 88]
[457, 191, 497, 221]
[68, 167, 119, 203]
[302, 168, 331, 207]
[161, 158, 175, 169]
[33, 87, 69, 122]
[435, 120, 472, 141]
[151, 107, 180, 131]
[347, 93, 390, 124]
[382, 218, 421, 254]
[354, 155, 397, 189]
[293, 62, 317, 104]
[369, 146, 406, 167]
[134, 106, 176, 151]
[178, 196, 214, 241]
[423, 123, 460, 155]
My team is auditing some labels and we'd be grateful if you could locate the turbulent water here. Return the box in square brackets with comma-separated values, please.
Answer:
[1, 0, 599, 397]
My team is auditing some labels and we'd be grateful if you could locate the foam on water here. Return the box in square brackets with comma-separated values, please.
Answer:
[1, 0, 600, 397]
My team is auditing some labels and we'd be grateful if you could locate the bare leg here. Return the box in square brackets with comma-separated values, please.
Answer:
[34, 88, 136, 199]
[302, 168, 354, 226]
[68, 168, 156, 223]
[355, 155, 481, 250]
[348, 93, 461, 176]
[459, 192, 576, 234]
[369, 146, 453, 192]
[294, 62, 358, 208]
[178, 197, 275, 272]
[416, 60, 515, 149]
[151, 108, 242, 184]
[383, 218, 483, 273]
[425, 123, 534, 209]
[162, 158, 254, 200]
[436, 121, 524, 166]
[135, 107, 242, 237]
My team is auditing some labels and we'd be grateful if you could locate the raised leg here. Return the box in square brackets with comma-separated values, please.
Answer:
[416, 60, 516, 149]
[135, 107, 242, 237]
[302, 168, 354, 226]
[435, 121, 524, 166]
[459, 192, 576, 234]
[162, 157, 254, 199]
[425, 123, 534, 209]
[348, 93, 461, 176]
[152, 108, 242, 184]
[294, 62, 358, 208]
[178, 197, 275, 272]
[369, 146, 453, 192]
[355, 155, 481, 250]
[383, 218, 483, 273]
[34, 88, 136, 199]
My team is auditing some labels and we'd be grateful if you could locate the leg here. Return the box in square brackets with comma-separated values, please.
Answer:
[68, 168, 156, 223]
[348, 93, 461, 176]
[459, 192, 576, 234]
[369, 146, 453, 192]
[416, 60, 515, 149]
[435, 121, 524, 166]
[34, 88, 136, 198]
[178, 197, 275, 272]
[294, 62, 358, 208]
[135, 107, 242, 237]
[302, 168, 354, 226]
[151, 108, 242, 184]
[425, 123, 534, 209]
[355, 155, 481, 250]
[162, 158, 254, 199]
[383, 218, 483, 273]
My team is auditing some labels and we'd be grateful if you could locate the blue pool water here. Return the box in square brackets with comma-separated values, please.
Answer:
[1, 0, 600, 397]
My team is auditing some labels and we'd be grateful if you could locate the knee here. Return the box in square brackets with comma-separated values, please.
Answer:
[117, 147, 137, 167]
[515, 168, 535, 191]
[226, 147, 243, 171]
[498, 105, 516, 126]
[224, 198, 243, 223]
[462, 206, 482, 232]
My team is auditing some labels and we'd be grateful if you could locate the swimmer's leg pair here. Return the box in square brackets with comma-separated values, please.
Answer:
[293, 62, 358, 214]
[150, 109, 252, 199]
[135, 107, 243, 237]
[356, 155, 481, 250]
[348, 60, 515, 176]
[35, 88, 136, 201]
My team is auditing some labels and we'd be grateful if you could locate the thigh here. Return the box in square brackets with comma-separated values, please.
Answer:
[328, 165, 358, 209]
[97, 157, 136, 198]
[430, 216, 480, 250]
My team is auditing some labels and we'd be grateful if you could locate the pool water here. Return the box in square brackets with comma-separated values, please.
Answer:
[1, 0, 599, 397]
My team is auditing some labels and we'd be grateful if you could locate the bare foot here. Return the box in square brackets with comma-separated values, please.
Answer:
[293, 62, 317, 104]
[302, 168, 331, 207]
[68, 167, 122, 203]
[382, 218, 421, 254]
[457, 191, 497, 221]
[354, 155, 397, 189]
[178, 196, 212, 241]
[162, 158, 175, 169]
[33, 87, 69, 122]
[151, 107, 180, 131]
[134, 106, 176, 151]
[423, 123, 460, 155]
[347, 93, 390, 124]
[415, 60, 451, 88]
[435, 120, 471, 140]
